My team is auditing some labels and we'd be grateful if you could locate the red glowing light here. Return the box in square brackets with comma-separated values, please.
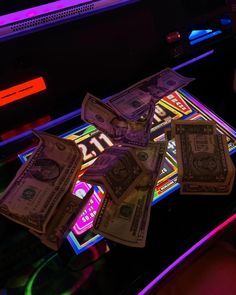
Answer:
[0, 115, 51, 141]
[0, 77, 46, 107]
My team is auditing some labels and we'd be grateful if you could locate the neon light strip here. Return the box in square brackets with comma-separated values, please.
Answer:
[0, 50, 214, 147]
[0, 0, 139, 28]
[188, 30, 212, 41]
[190, 31, 222, 45]
[24, 253, 57, 295]
[67, 231, 103, 255]
[138, 213, 236, 295]
[0, 77, 46, 107]
[0, 108, 83, 147]
[173, 50, 214, 70]
[152, 181, 180, 205]
[0, 0, 90, 26]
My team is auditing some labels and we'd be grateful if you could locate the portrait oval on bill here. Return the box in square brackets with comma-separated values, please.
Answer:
[31, 158, 61, 181]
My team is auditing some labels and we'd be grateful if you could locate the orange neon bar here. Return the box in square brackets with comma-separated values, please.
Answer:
[0, 77, 46, 107]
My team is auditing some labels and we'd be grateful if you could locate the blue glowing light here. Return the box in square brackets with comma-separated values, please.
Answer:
[188, 29, 212, 41]
[220, 17, 232, 26]
[190, 30, 222, 45]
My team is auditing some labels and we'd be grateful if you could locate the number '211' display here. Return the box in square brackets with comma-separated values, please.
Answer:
[19, 89, 236, 254]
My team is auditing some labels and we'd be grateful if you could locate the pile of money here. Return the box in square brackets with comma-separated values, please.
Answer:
[81, 67, 235, 246]
[1, 67, 234, 252]
[81, 93, 155, 147]
[82, 142, 167, 247]
[172, 120, 235, 195]
[80, 146, 146, 204]
[0, 131, 91, 250]
[82, 68, 194, 148]
[108, 68, 195, 121]
[79, 68, 196, 247]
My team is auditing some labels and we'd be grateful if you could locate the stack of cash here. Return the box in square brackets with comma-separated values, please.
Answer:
[0, 131, 92, 250]
[81, 142, 167, 247]
[1, 67, 234, 251]
[80, 68, 195, 247]
[81, 93, 155, 147]
[172, 120, 235, 195]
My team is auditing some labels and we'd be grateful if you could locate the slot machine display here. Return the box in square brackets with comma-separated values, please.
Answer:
[17, 88, 236, 254]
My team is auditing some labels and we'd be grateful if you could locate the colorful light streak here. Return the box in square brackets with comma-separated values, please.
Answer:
[188, 29, 213, 40]
[173, 50, 214, 71]
[25, 253, 57, 295]
[138, 213, 236, 295]
[190, 31, 222, 45]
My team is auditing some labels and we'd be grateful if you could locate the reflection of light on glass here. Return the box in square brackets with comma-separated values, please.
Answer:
[72, 181, 103, 235]
[139, 214, 236, 295]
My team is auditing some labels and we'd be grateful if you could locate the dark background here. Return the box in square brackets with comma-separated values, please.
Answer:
[0, 0, 232, 135]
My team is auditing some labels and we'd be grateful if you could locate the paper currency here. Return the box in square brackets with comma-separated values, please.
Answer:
[92, 141, 167, 247]
[80, 146, 145, 204]
[164, 128, 173, 141]
[108, 68, 194, 120]
[171, 119, 217, 137]
[81, 93, 155, 147]
[0, 131, 83, 233]
[123, 101, 155, 147]
[81, 92, 125, 139]
[30, 187, 93, 250]
[172, 120, 235, 195]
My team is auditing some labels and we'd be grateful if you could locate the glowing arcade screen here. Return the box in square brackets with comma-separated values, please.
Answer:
[19, 89, 236, 254]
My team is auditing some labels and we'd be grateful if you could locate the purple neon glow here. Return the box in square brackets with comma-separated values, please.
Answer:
[173, 50, 214, 71]
[0, 0, 90, 26]
[72, 181, 102, 235]
[138, 213, 236, 295]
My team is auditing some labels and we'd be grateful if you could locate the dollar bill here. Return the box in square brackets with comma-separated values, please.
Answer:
[172, 120, 217, 183]
[0, 131, 83, 233]
[123, 101, 155, 147]
[81, 93, 155, 147]
[133, 141, 167, 176]
[180, 157, 235, 195]
[92, 141, 167, 247]
[93, 185, 152, 248]
[80, 146, 145, 204]
[172, 119, 217, 137]
[176, 130, 230, 185]
[108, 68, 194, 120]
[81, 92, 126, 139]
[164, 128, 173, 141]
[172, 120, 235, 195]
[30, 187, 93, 250]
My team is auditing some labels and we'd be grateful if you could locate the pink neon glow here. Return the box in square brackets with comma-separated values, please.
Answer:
[139, 214, 236, 294]
[72, 181, 102, 235]
[27, 12, 36, 18]
[0, 0, 91, 26]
